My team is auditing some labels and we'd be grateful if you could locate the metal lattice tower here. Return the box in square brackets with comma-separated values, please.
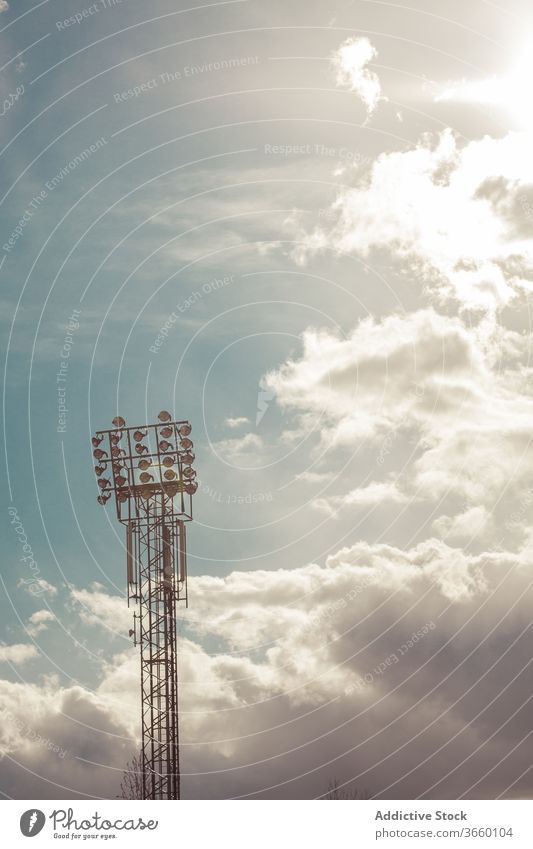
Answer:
[90, 411, 197, 800]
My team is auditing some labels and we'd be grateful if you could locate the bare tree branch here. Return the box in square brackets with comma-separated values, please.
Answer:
[119, 751, 143, 800]
[325, 779, 372, 799]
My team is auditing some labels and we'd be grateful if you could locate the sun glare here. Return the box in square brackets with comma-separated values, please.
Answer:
[436, 44, 533, 128]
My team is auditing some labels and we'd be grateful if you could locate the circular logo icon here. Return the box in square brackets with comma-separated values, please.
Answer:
[20, 810, 46, 837]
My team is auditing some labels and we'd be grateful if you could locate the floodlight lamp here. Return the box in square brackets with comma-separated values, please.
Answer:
[140, 472, 154, 483]
[98, 478, 111, 489]
[93, 448, 108, 460]
[162, 456, 174, 467]
[133, 429, 147, 441]
[112, 447, 126, 458]
[165, 482, 179, 497]
[159, 440, 172, 452]
[112, 416, 126, 427]
[115, 475, 127, 486]
[185, 482, 198, 495]
[138, 459, 152, 470]
[182, 467, 196, 480]
[163, 469, 177, 480]
[97, 494, 110, 505]
[182, 452, 195, 465]
[94, 465, 106, 476]
[118, 493, 128, 503]
[159, 426, 173, 439]
[158, 410, 171, 422]
[178, 423, 192, 437]
[135, 444, 149, 455]
[180, 438, 193, 451]
[110, 433, 123, 445]
[92, 435, 103, 447]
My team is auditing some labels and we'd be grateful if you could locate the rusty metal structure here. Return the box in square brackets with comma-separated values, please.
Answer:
[91, 411, 197, 800]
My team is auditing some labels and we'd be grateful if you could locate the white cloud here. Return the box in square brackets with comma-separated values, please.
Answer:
[0, 678, 135, 798]
[265, 307, 533, 533]
[26, 610, 55, 637]
[266, 308, 485, 444]
[224, 416, 250, 428]
[2, 535, 533, 798]
[332, 37, 384, 117]
[185, 536, 491, 658]
[298, 128, 533, 309]
[295, 471, 335, 484]
[75, 534, 497, 721]
[312, 480, 408, 517]
[213, 432, 264, 465]
[326, 537, 493, 601]
[0, 643, 38, 664]
[433, 506, 490, 542]
[156, 538, 533, 797]
[70, 583, 131, 635]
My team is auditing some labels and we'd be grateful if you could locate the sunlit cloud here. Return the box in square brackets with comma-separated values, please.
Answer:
[296, 127, 533, 309]
[331, 37, 384, 117]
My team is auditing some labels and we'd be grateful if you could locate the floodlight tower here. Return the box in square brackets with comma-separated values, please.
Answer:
[90, 410, 197, 800]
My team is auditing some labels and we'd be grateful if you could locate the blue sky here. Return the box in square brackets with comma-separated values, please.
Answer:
[3, 0, 533, 800]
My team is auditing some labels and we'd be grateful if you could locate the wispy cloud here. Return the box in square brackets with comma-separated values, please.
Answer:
[26, 611, 55, 638]
[312, 480, 408, 517]
[70, 584, 131, 635]
[213, 432, 264, 465]
[224, 416, 250, 429]
[331, 37, 384, 117]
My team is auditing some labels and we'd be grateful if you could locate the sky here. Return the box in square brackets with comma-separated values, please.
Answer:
[2, 0, 533, 800]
